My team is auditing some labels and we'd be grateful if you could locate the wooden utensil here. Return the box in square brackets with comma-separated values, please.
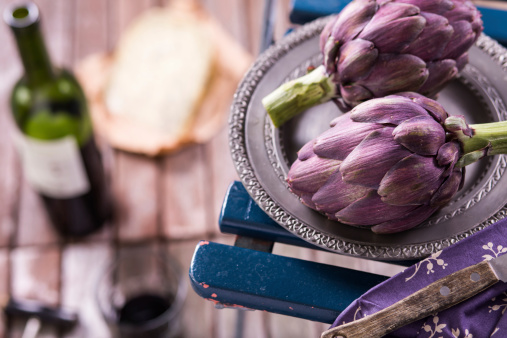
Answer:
[321, 254, 507, 338]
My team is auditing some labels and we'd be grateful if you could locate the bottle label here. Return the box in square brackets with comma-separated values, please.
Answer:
[16, 134, 90, 198]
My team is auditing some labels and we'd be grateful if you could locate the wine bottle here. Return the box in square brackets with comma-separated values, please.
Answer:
[4, 2, 112, 237]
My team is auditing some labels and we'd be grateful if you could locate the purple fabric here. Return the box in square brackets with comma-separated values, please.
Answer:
[331, 217, 507, 337]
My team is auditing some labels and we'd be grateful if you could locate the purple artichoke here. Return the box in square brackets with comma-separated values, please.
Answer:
[287, 92, 506, 234]
[263, 0, 483, 127]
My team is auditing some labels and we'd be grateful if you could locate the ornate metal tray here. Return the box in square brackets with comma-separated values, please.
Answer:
[229, 17, 507, 261]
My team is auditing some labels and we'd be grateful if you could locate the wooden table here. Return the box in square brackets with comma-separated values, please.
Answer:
[0, 1, 405, 337]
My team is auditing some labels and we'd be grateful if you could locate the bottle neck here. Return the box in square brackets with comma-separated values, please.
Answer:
[5, 3, 54, 86]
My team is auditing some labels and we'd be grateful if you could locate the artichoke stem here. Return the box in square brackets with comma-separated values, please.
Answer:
[262, 65, 337, 128]
[457, 120, 507, 166]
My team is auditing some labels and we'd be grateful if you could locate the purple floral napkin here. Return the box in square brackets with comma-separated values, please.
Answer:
[331, 217, 507, 337]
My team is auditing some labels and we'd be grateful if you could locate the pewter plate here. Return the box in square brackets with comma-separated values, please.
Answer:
[229, 17, 507, 261]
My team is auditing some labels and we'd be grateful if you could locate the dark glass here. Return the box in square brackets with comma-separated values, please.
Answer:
[117, 293, 176, 338]
[41, 138, 111, 237]
[118, 294, 172, 326]
[4, 2, 112, 237]
[96, 249, 186, 338]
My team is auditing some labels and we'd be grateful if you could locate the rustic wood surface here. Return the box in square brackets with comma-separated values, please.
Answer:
[0, 0, 404, 337]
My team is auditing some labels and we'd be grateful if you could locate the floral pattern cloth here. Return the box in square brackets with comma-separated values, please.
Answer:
[331, 217, 507, 337]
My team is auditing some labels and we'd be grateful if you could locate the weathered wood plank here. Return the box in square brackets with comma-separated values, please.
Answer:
[108, 0, 161, 241]
[9, 246, 60, 338]
[314, 249, 406, 278]
[244, 0, 265, 55]
[108, 0, 158, 48]
[214, 308, 242, 338]
[114, 153, 160, 241]
[202, 0, 250, 52]
[10, 247, 60, 305]
[36, 0, 74, 68]
[266, 311, 326, 338]
[204, 129, 240, 236]
[162, 146, 210, 239]
[199, 0, 252, 237]
[60, 242, 113, 338]
[72, 0, 115, 242]
[200, 0, 294, 240]
[242, 311, 270, 338]
[274, 0, 293, 41]
[167, 240, 215, 337]
[0, 116, 17, 248]
[214, 308, 271, 338]
[242, 0, 292, 55]
[0, 0, 22, 248]
[74, 0, 109, 59]
[15, 184, 60, 246]
[0, 249, 8, 337]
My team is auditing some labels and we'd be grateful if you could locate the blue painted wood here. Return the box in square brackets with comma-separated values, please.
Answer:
[219, 181, 321, 250]
[289, 0, 351, 25]
[289, 0, 507, 47]
[220, 181, 419, 266]
[477, 5, 507, 46]
[189, 240, 388, 323]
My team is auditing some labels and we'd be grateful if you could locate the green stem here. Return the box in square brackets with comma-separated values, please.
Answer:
[454, 120, 507, 167]
[261, 65, 337, 128]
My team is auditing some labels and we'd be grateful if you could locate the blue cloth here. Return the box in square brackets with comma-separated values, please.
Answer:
[331, 217, 507, 336]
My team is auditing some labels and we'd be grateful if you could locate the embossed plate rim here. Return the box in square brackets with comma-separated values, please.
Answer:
[229, 16, 507, 260]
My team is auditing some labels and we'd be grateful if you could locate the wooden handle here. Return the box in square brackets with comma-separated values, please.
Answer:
[322, 260, 499, 338]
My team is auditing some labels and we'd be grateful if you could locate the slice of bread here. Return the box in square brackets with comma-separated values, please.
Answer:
[76, 2, 253, 156]
[104, 5, 215, 140]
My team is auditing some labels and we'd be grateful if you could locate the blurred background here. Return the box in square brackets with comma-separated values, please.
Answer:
[0, 0, 505, 337]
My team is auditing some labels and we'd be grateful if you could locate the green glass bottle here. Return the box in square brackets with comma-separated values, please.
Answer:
[4, 2, 112, 237]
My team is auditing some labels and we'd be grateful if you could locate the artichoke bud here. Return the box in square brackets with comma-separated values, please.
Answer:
[263, 0, 483, 127]
[287, 93, 507, 234]
[287, 92, 467, 234]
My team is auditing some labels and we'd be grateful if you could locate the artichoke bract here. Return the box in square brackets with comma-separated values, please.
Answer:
[287, 92, 507, 234]
[263, 0, 483, 127]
